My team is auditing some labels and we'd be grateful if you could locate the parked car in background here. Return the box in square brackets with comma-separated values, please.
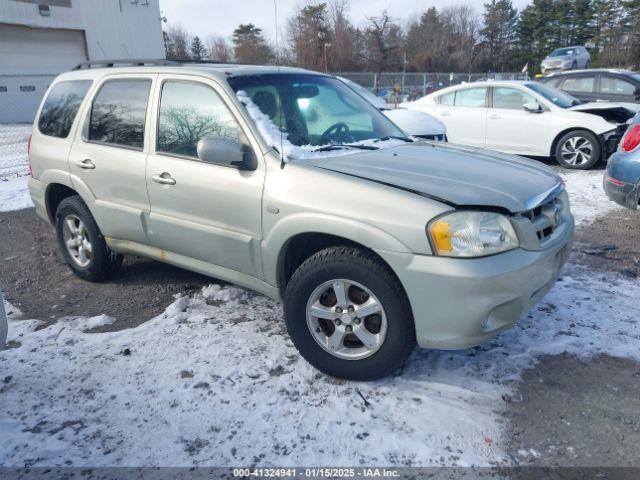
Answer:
[541, 46, 590, 74]
[604, 113, 640, 209]
[338, 76, 447, 141]
[539, 69, 640, 105]
[406, 81, 639, 169]
[0, 292, 7, 350]
[29, 62, 573, 380]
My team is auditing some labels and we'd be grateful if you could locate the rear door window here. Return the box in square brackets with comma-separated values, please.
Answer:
[88, 79, 152, 150]
[562, 76, 595, 93]
[38, 80, 92, 138]
[600, 76, 635, 95]
[454, 88, 487, 107]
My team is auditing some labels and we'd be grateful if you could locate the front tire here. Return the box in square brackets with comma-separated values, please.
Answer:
[283, 246, 416, 380]
[554, 130, 601, 169]
[55, 196, 122, 282]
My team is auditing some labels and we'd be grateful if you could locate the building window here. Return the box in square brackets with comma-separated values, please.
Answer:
[20, 86, 36, 92]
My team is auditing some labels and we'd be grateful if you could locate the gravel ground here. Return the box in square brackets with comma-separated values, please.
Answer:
[0, 209, 213, 331]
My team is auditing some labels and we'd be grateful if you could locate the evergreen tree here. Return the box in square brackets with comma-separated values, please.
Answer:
[288, 3, 332, 70]
[190, 36, 207, 61]
[232, 24, 275, 65]
[480, 0, 518, 71]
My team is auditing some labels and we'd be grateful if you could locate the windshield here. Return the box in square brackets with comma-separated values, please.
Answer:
[337, 77, 388, 109]
[550, 48, 574, 57]
[227, 74, 408, 149]
[525, 82, 581, 108]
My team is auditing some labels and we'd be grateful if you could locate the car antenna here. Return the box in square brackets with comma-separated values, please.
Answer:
[274, 0, 286, 169]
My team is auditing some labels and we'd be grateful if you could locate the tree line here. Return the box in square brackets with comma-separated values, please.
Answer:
[163, 0, 640, 74]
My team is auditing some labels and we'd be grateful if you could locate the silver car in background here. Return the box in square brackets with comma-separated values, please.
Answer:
[541, 46, 590, 74]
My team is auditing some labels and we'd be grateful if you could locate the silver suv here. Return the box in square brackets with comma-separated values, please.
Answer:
[28, 61, 574, 380]
[541, 46, 591, 74]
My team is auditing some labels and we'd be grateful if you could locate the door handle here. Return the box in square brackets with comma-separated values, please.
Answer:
[489, 114, 501, 120]
[152, 173, 176, 186]
[76, 159, 95, 170]
[440, 111, 451, 117]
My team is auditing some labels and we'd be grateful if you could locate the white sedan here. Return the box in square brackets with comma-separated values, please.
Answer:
[405, 80, 640, 169]
[337, 77, 447, 141]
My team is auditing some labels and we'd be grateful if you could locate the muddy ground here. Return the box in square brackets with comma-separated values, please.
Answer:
[1, 182, 640, 468]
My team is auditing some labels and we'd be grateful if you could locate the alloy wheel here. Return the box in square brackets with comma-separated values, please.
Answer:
[62, 214, 93, 268]
[306, 279, 388, 360]
[560, 136, 593, 166]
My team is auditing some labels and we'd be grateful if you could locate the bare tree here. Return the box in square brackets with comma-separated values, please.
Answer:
[287, 3, 331, 70]
[327, 0, 361, 70]
[364, 11, 403, 89]
[207, 35, 234, 62]
[164, 25, 191, 60]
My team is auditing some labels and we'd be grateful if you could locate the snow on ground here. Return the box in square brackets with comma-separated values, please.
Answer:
[0, 124, 31, 179]
[557, 169, 621, 226]
[0, 176, 33, 212]
[1, 265, 639, 467]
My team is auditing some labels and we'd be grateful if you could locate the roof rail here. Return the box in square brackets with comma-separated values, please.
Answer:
[73, 58, 241, 70]
[73, 59, 180, 70]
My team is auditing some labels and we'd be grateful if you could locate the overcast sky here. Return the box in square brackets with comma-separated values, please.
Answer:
[159, 0, 533, 42]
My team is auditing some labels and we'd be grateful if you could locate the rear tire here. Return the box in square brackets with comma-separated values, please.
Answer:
[554, 130, 601, 170]
[283, 246, 416, 380]
[55, 196, 122, 282]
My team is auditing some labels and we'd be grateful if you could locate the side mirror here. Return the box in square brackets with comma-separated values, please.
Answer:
[523, 102, 543, 113]
[197, 135, 256, 170]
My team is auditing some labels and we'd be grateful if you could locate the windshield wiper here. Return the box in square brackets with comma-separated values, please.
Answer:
[312, 144, 380, 152]
[375, 136, 413, 142]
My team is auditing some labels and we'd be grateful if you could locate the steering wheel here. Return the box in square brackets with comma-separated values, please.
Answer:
[320, 122, 353, 144]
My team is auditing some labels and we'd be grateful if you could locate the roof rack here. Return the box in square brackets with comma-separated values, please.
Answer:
[73, 59, 239, 70]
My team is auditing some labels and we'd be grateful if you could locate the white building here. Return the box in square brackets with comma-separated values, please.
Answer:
[0, 0, 166, 123]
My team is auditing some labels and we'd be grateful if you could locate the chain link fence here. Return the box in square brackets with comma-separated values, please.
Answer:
[335, 72, 530, 102]
[0, 124, 31, 180]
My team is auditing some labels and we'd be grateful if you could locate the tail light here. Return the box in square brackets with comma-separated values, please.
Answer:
[27, 134, 33, 177]
[621, 124, 640, 153]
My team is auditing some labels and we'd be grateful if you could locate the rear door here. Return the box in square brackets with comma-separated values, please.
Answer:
[144, 75, 265, 278]
[559, 73, 597, 102]
[68, 74, 154, 244]
[485, 86, 549, 155]
[436, 87, 488, 147]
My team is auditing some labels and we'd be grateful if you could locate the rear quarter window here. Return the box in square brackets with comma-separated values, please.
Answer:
[88, 79, 152, 150]
[38, 80, 92, 138]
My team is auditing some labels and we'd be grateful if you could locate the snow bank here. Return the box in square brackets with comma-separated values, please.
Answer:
[2, 265, 640, 468]
[0, 176, 33, 212]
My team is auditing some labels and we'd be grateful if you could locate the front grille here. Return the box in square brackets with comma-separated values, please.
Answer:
[523, 195, 565, 244]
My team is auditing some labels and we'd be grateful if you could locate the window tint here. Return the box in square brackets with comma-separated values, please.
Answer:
[562, 76, 595, 93]
[454, 88, 487, 107]
[493, 87, 536, 110]
[38, 80, 92, 138]
[600, 76, 635, 95]
[157, 81, 240, 159]
[89, 79, 151, 149]
[438, 91, 455, 105]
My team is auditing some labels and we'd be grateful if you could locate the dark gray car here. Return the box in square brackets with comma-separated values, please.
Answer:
[540, 69, 640, 104]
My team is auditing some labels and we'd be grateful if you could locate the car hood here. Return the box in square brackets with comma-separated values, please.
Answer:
[300, 142, 562, 213]
[382, 108, 446, 136]
[568, 102, 640, 124]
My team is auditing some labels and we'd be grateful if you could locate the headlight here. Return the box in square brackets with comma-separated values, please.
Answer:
[428, 211, 519, 257]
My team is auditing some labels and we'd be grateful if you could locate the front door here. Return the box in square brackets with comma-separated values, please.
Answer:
[68, 75, 154, 244]
[145, 77, 265, 278]
[485, 86, 549, 155]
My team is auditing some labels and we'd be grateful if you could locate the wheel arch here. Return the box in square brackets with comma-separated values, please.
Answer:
[549, 126, 602, 158]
